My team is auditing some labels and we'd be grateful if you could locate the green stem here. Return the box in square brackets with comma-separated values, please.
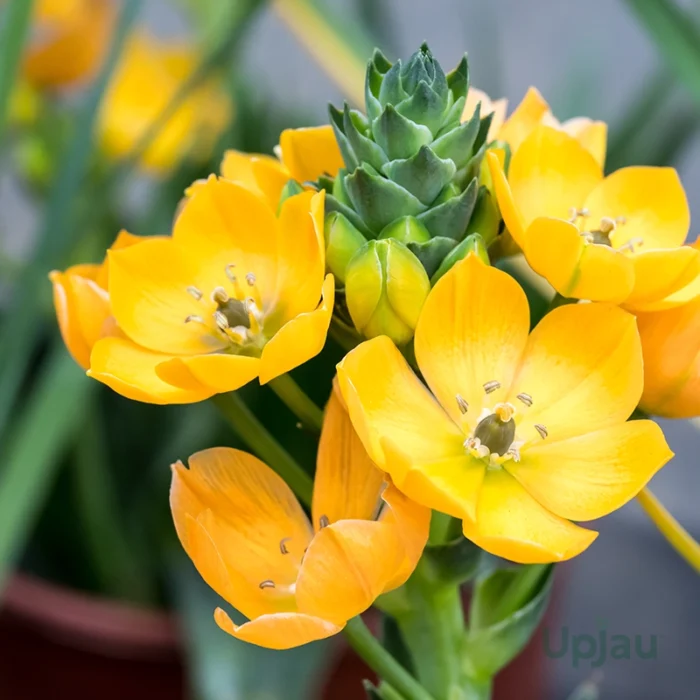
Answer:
[267, 374, 324, 432]
[491, 564, 552, 622]
[547, 292, 576, 312]
[343, 616, 435, 700]
[212, 392, 313, 507]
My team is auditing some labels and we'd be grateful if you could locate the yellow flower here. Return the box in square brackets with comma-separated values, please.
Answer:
[220, 125, 344, 209]
[98, 33, 231, 173]
[488, 125, 699, 309]
[337, 254, 672, 564]
[637, 273, 700, 419]
[87, 178, 334, 404]
[465, 86, 607, 166]
[170, 388, 430, 649]
[49, 230, 142, 370]
[23, 0, 114, 89]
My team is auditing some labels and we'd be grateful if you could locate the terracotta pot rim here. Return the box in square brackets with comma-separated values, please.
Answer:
[1, 571, 181, 658]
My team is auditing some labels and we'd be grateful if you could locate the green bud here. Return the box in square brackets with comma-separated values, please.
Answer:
[277, 179, 305, 213]
[345, 239, 430, 346]
[465, 187, 501, 245]
[378, 216, 431, 244]
[417, 177, 478, 239]
[431, 233, 490, 285]
[324, 211, 367, 284]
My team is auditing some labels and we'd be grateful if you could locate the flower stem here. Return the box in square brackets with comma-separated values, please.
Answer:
[267, 374, 324, 432]
[637, 486, 700, 575]
[212, 392, 313, 507]
[343, 616, 436, 700]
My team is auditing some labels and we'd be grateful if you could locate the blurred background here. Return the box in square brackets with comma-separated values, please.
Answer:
[0, 1, 698, 699]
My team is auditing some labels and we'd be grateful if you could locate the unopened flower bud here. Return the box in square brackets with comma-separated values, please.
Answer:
[431, 234, 490, 285]
[378, 216, 431, 244]
[345, 239, 431, 346]
[324, 212, 367, 284]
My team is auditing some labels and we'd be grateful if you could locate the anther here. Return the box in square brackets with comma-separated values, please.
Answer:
[259, 580, 275, 589]
[494, 402, 515, 422]
[483, 380, 501, 394]
[616, 216, 627, 225]
[187, 285, 203, 300]
[212, 286, 229, 304]
[617, 237, 644, 253]
[568, 207, 590, 223]
[516, 393, 533, 407]
[214, 310, 229, 330]
[534, 424, 548, 439]
[599, 217, 616, 235]
[456, 394, 469, 414]
[279, 538, 291, 555]
[319, 515, 330, 529]
[225, 264, 237, 282]
[245, 272, 256, 286]
[184, 315, 205, 324]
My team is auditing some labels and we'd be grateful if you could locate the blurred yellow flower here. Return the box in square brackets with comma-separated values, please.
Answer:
[49, 230, 142, 370]
[98, 33, 231, 173]
[87, 178, 333, 403]
[337, 254, 672, 564]
[220, 125, 344, 209]
[22, 0, 114, 89]
[170, 388, 429, 649]
[488, 125, 699, 309]
[464, 86, 607, 166]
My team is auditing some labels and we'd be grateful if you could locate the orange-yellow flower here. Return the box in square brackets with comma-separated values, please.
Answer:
[170, 389, 430, 649]
[488, 125, 699, 309]
[337, 254, 672, 564]
[49, 230, 142, 370]
[464, 86, 606, 166]
[23, 0, 114, 89]
[637, 273, 700, 419]
[87, 178, 334, 404]
[98, 33, 231, 173]
[220, 126, 344, 209]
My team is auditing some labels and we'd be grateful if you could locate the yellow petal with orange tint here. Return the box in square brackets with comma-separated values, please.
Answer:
[562, 118, 607, 168]
[259, 275, 334, 385]
[524, 217, 634, 302]
[157, 353, 261, 394]
[336, 336, 465, 468]
[220, 150, 289, 209]
[508, 303, 643, 443]
[498, 87, 550, 154]
[508, 420, 671, 521]
[487, 150, 526, 248]
[415, 254, 529, 429]
[463, 88, 507, 140]
[279, 125, 344, 183]
[296, 520, 403, 624]
[584, 167, 690, 250]
[312, 388, 385, 528]
[89, 336, 213, 404]
[214, 608, 342, 650]
[464, 469, 598, 564]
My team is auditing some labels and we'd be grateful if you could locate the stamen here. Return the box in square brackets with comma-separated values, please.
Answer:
[599, 217, 616, 235]
[456, 394, 469, 414]
[186, 285, 203, 301]
[516, 393, 533, 407]
[617, 237, 644, 253]
[245, 272, 256, 287]
[259, 580, 275, 589]
[568, 207, 590, 223]
[616, 216, 627, 225]
[279, 538, 291, 555]
[225, 264, 237, 282]
[507, 446, 522, 462]
[483, 380, 501, 394]
[184, 315, 205, 325]
[214, 310, 229, 331]
[211, 286, 229, 304]
[319, 515, 330, 529]
[534, 423, 548, 439]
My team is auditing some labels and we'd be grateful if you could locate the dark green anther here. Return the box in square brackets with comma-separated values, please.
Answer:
[473, 413, 515, 456]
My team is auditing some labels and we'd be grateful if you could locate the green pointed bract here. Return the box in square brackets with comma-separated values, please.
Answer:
[408, 236, 458, 278]
[431, 233, 490, 285]
[417, 177, 478, 239]
[383, 146, 457, 206]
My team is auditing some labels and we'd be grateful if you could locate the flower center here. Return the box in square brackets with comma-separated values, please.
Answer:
[472, 405, 516, 456]
[569, 209, 643, 254]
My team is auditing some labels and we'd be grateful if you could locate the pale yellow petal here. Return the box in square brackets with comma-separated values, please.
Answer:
[279, 125, 344, 182]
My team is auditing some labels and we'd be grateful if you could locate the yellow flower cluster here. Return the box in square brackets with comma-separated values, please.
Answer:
[50, 78, 699, 648]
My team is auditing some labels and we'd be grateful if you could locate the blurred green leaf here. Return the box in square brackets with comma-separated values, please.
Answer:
[0, 347, 93, 590]
[0, 0, 142, 443]
[172, 559, 332, 700]
[0, 0, 35, 141]
[626, 0, 700, 104]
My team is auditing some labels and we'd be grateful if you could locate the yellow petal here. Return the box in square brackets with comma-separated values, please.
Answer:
[279, 125, 344, 183]
[415, 254, 530, 430]
[584, 167, 690, 250]
[258, 275, 334, 385]
[95, 229, 146, 289]
[108, 236, 228, 356]
[487, 150, 527, 249]
[312, 387, 385, 528]
[561, 118, 607, 168]
[336, 335, 465, 469]
[638, 296, 700, 418]
[378, 483, 431, 591]
[157, 354, 261, 394]
[508, 420, 671, 521]
[508, 303, 643, 442]
[50, 267, 109, 370]
[464, 469, 598, 564]
[498, 87, 550, 154]
[624, 246, 700, 310]
[524, 217, 634, 302]
[220, 150, 289, 209]
[463, 88, 507, 140]
[382, 438, 484, 523]
[214, 608, 342, 650]
[173, 176, 280, 306]
[508, 125, 602, 230]
[89, 336, 213, 404]
[295, 520, 403, 624]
